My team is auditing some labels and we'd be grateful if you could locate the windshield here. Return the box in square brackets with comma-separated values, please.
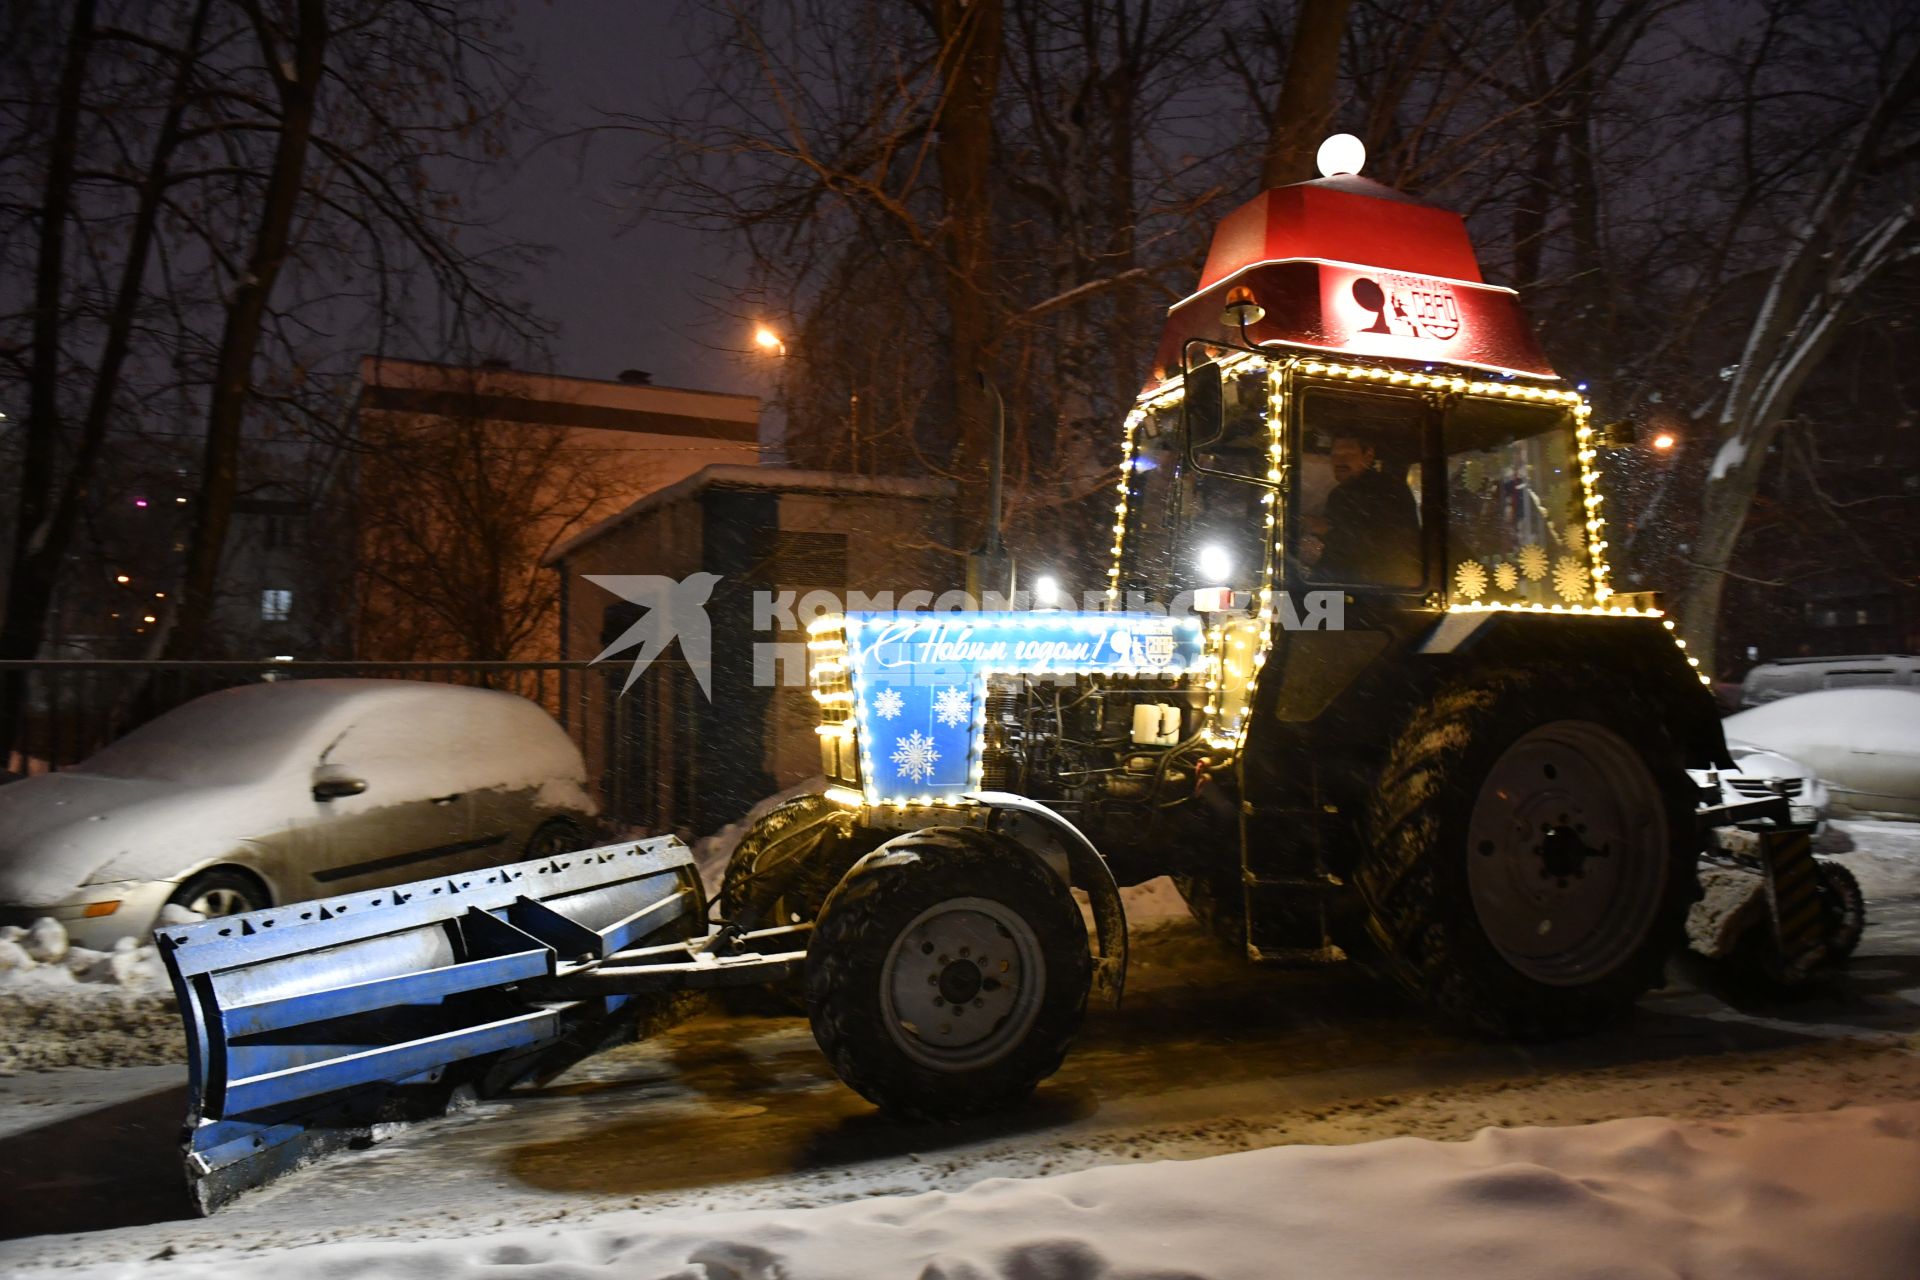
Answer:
[1117, 369, 1273, 604]
[1444, 397, 1592, 606]
[77, 687, 316, 784]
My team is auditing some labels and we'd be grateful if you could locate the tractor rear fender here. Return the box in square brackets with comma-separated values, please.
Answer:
[1417, 611, 1732, 769]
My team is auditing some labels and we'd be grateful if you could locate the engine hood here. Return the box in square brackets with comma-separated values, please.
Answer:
[0, 771, 280, 903]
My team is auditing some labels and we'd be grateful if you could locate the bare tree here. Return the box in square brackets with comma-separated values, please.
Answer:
[1674, 3, 1920, 671]
[354, 379, 636, 662]
[0, 0, 542, 687]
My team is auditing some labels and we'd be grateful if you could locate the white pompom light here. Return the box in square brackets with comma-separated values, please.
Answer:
[1315, 133, 1366, 178]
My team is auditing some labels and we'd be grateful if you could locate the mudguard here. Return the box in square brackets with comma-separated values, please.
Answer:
[156, 836, 702, 1213]
[967, 790, 1130, 1005]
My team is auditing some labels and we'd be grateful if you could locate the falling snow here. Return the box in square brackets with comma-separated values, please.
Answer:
[891, 730, 940, 783]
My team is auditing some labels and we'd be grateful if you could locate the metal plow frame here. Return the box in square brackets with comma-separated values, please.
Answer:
[157, 836, 705, 1213]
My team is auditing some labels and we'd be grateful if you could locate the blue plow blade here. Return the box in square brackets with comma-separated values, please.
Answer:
[155, 836, 704, 1214]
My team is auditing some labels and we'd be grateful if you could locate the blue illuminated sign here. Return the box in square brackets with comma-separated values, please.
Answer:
[844, 612, 1203, 801]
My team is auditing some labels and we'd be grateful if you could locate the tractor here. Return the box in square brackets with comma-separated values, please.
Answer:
[715, 146, 1861, 1118]
[156, 141, 1860, 1211]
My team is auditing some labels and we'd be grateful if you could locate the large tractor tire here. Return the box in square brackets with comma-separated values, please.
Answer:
[1172, 866, 1245, 952]
[805, 827, 1091, 1120]
[719, 793, 858, 930]
[1813, 860, 1865, 964]
[719, 793, 861, 1013]
[1359, 665, 1699, 1040]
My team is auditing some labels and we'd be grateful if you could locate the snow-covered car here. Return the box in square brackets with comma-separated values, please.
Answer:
[0, 679, 598, 949]
[1693, 741, 1832, 825]
[1718, 688, 1920, 821]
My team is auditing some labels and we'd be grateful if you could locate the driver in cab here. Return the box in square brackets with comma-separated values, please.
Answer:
[1301, 429, 1422, 586]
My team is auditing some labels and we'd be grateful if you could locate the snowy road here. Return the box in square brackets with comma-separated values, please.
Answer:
[2, 828, 1917, 1270]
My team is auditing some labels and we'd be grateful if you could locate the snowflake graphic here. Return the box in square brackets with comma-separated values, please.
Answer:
[1517, 544, 1549, 581]
[1552, 555, 1590, 601]
[933, 685, 970, 728]
[871, 687, 904, 720]
[1454, 560, 1488, 600]
[891, 730, 941, 784]
[1494, 562, 1520, 592]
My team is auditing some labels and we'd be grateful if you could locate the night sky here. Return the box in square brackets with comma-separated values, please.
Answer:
[498, 1, 768, 398]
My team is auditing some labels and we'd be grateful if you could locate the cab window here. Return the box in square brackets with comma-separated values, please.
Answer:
[1443, 398, 1590, 606]
[1296, 388, 1426, 589]
[1118, 368, 1272, 604]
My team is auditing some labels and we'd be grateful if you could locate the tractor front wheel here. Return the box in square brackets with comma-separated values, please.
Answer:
[805, 828, 1090, 1119]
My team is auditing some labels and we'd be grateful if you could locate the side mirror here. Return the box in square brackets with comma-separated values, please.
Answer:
[312, 768, 367, 802]
[1184, 357, 1224, 459]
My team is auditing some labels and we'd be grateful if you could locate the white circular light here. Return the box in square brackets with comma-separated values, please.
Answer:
[1315, 133, 1366, 178]
[1197, 544, 1232, 584]
[1034, 574, 1062, 607]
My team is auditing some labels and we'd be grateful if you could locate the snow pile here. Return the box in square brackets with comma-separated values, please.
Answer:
[0, 917, 182, 1074]
[0, 918, 170, 995]
[1826, 819, 1920, 901]
[21, 1103, 1920, 1279]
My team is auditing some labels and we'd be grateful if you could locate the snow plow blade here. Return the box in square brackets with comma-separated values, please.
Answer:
[156, 836, 703, 1214]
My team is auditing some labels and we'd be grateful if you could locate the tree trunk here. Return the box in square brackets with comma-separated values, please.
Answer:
[933, 0, 1004, 553]
[1676, 43, 1920, 674]
[1260, 0, 1354, 188]
[1, 0, 94, 668]
[165, 0, 329, 658]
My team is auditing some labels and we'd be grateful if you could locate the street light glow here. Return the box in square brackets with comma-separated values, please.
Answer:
[753, 325, 784, 353]
[1034, 574, 1062, 607]
[1197, 544, 1232, 583]
[1652, 432, 1676, 451]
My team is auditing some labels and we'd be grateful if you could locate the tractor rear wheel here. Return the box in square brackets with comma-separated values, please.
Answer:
[1172, 867, 1246, 953]
[719, 793, 857, 930]
[805, 827, 1090, 1119]
[1360, 665, 1698, 1040]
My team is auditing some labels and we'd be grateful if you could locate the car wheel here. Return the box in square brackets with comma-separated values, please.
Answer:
[525, 818, 588, 858]
[168, 868, 270, 920]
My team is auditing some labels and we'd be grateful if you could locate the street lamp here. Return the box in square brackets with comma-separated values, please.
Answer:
[753, 325, 785, 356]
[1652, 432, 1676, 452]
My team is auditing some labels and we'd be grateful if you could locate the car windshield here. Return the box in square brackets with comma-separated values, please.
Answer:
[75, 688, 317, 784]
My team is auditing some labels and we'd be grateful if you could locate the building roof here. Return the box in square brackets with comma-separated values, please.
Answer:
[544, 464, 954, 565]
[356, 356, 760, 442]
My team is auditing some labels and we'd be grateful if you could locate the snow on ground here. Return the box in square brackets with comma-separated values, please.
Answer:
[13, 1102, 1920, 1280]
[1822, 819, 1920, 900]
[0, 919, 175, 1075]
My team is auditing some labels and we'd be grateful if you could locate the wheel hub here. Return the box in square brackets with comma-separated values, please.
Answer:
[1536, 823, 1609, 882]
[880, 896, 1045, 1069]
[937, 958, 985, 1005]
[1466, 719, 1668, 985]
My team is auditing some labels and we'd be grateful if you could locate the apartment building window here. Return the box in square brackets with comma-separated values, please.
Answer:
[261, 588, 293, 621]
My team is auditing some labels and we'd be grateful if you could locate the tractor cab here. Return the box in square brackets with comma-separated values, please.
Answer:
[1112, 164, 1611, 628]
